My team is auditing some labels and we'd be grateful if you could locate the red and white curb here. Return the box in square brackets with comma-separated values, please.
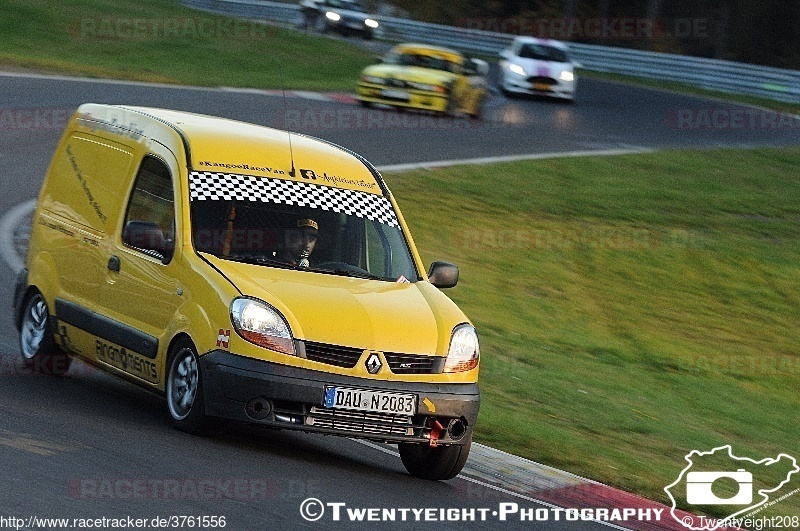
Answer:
[357, 439, 714, 531]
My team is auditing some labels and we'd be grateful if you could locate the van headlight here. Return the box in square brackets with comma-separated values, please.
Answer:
[230, 298, 295, 355]
[444, 324, 479, 373]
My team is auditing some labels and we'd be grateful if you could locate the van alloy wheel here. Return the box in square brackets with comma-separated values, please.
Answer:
[19, 292, 71, 376]
[166, 340, 208, 433]
[20, 294, 48, 360]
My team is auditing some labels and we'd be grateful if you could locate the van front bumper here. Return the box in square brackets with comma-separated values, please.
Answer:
[199, 350, 480, 446]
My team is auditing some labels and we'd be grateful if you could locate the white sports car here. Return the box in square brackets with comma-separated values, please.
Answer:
[499, 37, 578, 102]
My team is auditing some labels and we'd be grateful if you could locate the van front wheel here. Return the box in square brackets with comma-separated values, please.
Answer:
[398, 436, 471, 480]
[19, 292, 71, 376]
[166, 339, 208, 433]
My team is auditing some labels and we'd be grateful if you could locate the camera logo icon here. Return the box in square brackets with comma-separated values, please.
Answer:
[685, 469, 753, 505]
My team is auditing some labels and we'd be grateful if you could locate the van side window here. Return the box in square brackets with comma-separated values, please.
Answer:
[122, 156, 175, 263]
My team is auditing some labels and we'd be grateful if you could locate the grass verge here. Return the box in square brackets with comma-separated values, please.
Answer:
[0, 0, 373, 90]
[386, 147, 800, 517]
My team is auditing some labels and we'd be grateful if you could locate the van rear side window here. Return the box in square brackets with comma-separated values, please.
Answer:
[122, 156, 175, 262]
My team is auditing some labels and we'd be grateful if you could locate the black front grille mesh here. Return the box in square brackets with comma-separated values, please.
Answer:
[304, 341, 362, 368]
[307, 407, 415, 436]
[527, 76, 557, 85]
[385, 353, 444, 374]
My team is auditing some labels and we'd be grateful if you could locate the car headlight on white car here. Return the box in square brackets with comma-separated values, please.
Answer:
[365, 18, 379, 28]
[325, 11, 341, 22]
[508, 63, 526, 77]
[231, 297, 295, 355]
[444, 324, 480, 373]
[560, 70, 575, 82]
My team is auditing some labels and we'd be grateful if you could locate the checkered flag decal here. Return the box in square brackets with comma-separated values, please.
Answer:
[189, 172, 398, 227]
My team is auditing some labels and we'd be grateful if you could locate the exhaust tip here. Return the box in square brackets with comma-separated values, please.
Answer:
[274, 413, 303, 425]
[447, 418, 467, 441]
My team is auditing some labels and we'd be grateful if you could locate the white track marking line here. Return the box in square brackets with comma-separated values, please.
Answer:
[376, 147, 655, 173]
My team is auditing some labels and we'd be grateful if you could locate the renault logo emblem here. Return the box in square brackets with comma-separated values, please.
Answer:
[365, 353, 382, 374]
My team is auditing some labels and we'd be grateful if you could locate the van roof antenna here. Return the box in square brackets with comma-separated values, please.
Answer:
[279, 62, 296, 178]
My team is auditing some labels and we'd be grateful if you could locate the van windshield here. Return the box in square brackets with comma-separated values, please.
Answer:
[188, 172, 419, 282]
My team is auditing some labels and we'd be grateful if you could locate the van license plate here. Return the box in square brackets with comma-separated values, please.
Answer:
[324, 386, 416, 415]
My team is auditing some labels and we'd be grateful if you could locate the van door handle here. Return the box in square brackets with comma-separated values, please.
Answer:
[107, 255, 121, 272]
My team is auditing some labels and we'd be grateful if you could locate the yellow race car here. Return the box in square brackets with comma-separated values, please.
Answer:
[357, 43, 488, 118]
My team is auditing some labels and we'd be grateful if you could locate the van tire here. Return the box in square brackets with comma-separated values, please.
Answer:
[166, 338, 208, 433]
[19, 291, 71, 376]
[398, 436, 471, 480]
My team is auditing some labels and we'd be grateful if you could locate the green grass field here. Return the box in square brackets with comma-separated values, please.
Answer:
[0, 0, 373, 90]
[386, 148, 800, 517]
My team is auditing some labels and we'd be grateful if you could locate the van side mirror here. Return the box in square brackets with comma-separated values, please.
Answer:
[428, 261, 459, 288]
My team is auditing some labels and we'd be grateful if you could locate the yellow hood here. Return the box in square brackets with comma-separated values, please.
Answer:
[208, 256, 467, 356]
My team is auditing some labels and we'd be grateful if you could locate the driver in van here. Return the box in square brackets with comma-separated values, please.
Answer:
[277, 218, 318, 267]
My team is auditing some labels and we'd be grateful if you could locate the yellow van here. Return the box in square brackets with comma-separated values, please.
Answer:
[13, 104, 479, 480]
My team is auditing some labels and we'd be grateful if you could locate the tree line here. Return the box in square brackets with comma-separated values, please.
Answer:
[383, 0, 799, 70]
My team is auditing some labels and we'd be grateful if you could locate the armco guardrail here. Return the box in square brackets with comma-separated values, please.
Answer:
[182, 0, 799, 104]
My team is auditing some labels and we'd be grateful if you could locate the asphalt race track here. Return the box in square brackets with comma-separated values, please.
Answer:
[0, 71, 797, 530]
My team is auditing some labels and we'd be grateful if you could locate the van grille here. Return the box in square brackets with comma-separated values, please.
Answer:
[385, 353, 445, 374]
[304, 341, 362, 368]
[307, 407, 415, 436]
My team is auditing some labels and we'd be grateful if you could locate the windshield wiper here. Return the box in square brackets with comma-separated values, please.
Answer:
[223, 254, 294, 269]
[309, 266, 384, 281]
[334, 269, 384, 280]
